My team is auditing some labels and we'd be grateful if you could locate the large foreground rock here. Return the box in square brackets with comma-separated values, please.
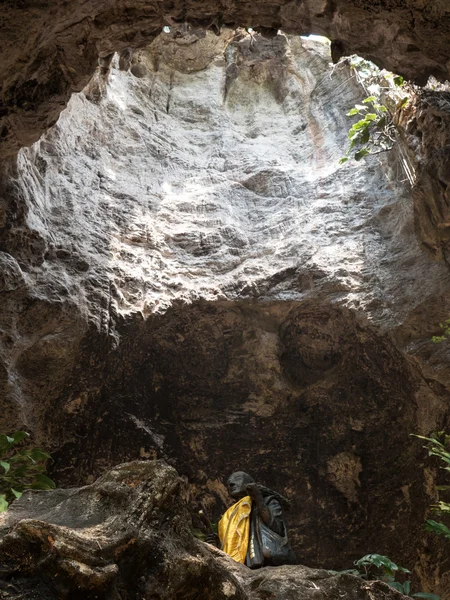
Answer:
[0, 460, 409, 600]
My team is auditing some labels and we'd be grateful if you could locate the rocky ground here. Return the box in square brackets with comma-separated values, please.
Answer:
[0, 459, 412, 600]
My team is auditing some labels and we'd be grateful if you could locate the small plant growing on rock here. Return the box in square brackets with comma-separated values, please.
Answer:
[331, 553, 439, 600]
[431, 320, 450, 343]
[413, 432, 450, 541]
[338, 96, 395, 164]
[0, 431, 55, 512]
[338, 56, 409, 164]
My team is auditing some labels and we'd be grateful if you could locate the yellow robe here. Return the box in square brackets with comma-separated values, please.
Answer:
[218, 495, 252, 563]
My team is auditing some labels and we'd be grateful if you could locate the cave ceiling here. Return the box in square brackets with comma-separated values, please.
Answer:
[1, 0, 450, 158]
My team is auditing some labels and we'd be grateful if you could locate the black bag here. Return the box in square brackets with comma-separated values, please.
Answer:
[260, 521, 297, 565]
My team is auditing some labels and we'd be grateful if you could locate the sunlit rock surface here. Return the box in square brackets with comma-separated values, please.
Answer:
[7, 33, 450, 326]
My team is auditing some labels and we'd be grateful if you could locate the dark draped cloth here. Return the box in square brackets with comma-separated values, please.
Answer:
[245, 494, 296, 568]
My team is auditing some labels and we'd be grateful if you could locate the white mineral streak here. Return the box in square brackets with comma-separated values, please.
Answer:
[15, 34, 450, 328]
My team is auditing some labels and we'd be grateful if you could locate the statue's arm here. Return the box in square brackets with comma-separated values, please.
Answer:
[265, 497, 285, 536]
[245, 485, 284, 535]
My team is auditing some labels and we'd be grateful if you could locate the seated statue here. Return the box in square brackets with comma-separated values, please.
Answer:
[214, 471, 296, 568]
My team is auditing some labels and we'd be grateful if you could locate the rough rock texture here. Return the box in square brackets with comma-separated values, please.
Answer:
[44, 298, 450, 591]
[0, 459, 413, 600]
[3, 34, 449, 328]
[396, 90, 450, 262]
[392, 90, 450, 389]
[1, 1, 450, 159]
[0, 28, 450, 597]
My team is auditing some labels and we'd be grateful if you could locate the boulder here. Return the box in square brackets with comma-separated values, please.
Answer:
[0, 459, 407, 600]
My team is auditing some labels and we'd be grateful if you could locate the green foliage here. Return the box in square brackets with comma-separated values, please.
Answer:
[338, 56, 410, 165]
[192, 528, 206, 540]
[331, 553, 439, 600]
[192, 508, 218, 541]
[339, 96, 395, 164]
[413, 432, 450, 543]
[431, 319, 450, 343]
[425, 520, 450, 539]
[354, 553, 410, 580]
[0, 431, 55, 512]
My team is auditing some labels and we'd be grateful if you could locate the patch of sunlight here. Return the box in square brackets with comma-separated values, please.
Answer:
[107, 55, 129, 111]
[161, 180, 212, 210]
[103, 167, 117, 181]
[301, 34, 330, 44]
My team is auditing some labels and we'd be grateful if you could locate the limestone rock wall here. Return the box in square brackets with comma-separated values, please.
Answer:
[4, 33, 450, 328]
[47, 298, 450, 584]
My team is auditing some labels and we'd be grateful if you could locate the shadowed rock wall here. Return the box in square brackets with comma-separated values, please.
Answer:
[42, 298, 449, 590]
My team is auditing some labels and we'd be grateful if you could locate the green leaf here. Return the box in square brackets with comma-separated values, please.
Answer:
[0, 461, 10, 474]
[354, 148, 371, 161]
[0, 431, 29, 454]
[12, 431, 30, 443]
[30, 474, 56, 490]
[355, 554, 409, 574]
[388, 581, 407, 593]
[364, 113, 378, 122]
[192, 528, 206, 540]
[0, 494, 8, 513]
[7, 465, 29, 478]
[425, 520, 450, 539]
[394, 75, 404, 87]
[400, 97, 408, 108]
[431, 501, 450, 513]
[360, 129, 370, 144]
[354, 120, 370, 130]
[27, 448, 51, 462]
[0, 436, 13, 454]
[338, 157, 349, 165]
[363, 96, 377, 103]
[346, 108, 360, 116]
[11, 488, 22, 499]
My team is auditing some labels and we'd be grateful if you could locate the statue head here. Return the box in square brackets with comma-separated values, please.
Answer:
[226, 471, 255, 499]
